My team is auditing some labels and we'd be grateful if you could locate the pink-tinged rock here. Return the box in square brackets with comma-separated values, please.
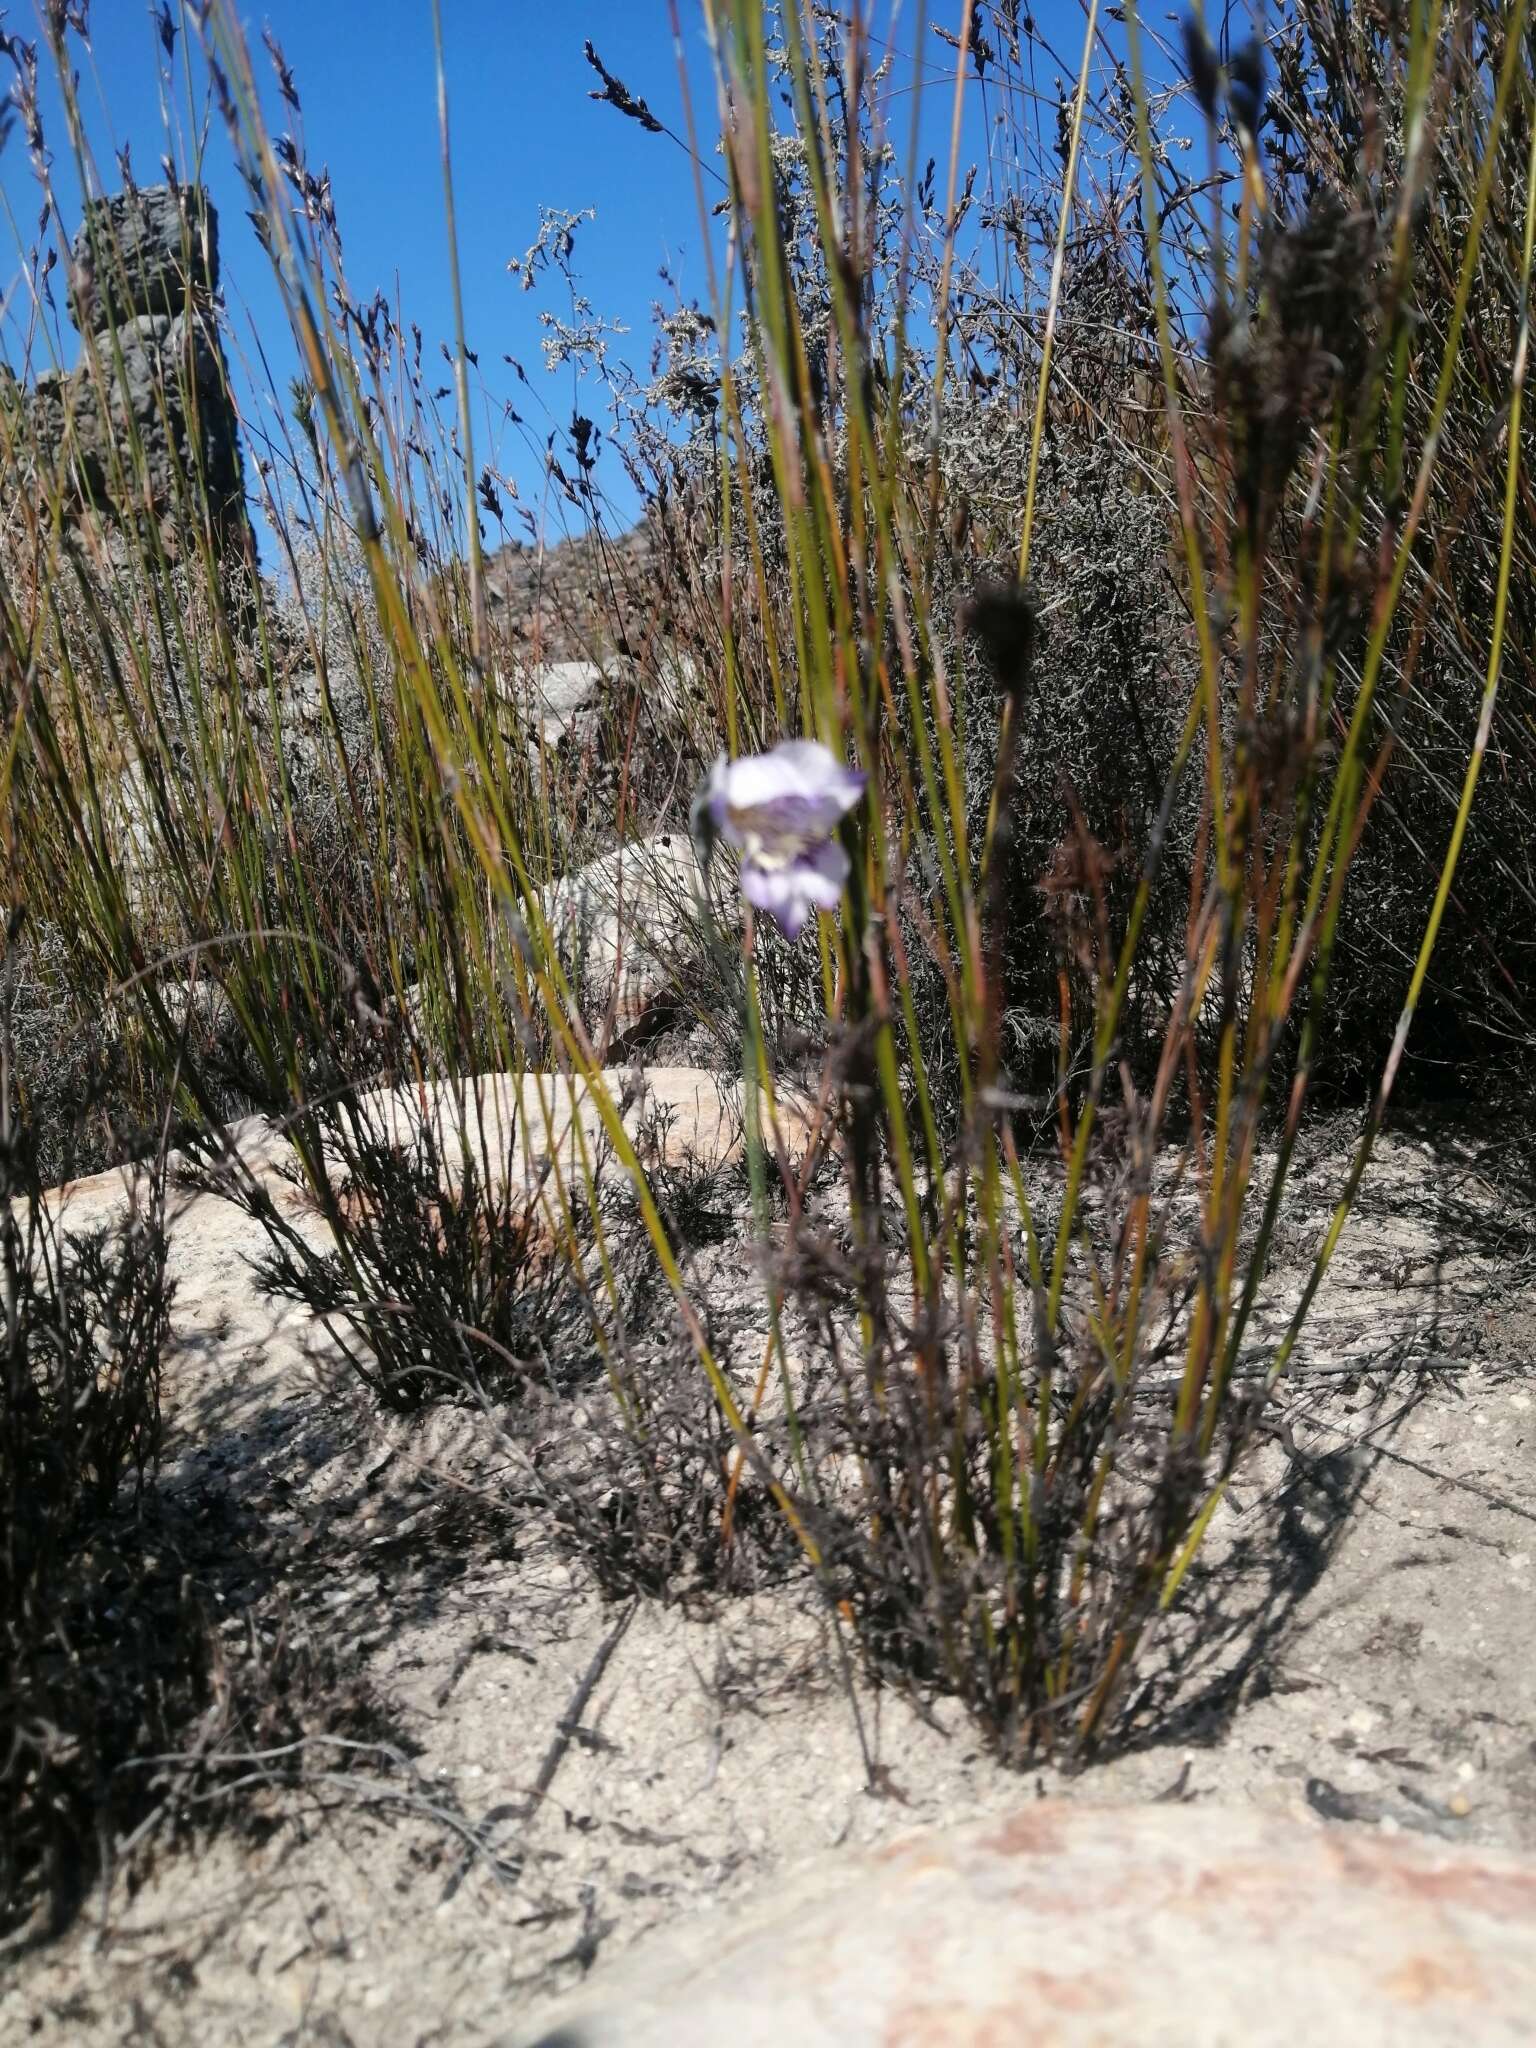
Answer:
[516, 1801, 1536, 2047]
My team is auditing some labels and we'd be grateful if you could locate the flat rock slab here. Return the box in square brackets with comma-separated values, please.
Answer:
[38, 1065, 822, 1230]
[518, 1800, 1536, 2048]
[295, 1064, 821, 1197]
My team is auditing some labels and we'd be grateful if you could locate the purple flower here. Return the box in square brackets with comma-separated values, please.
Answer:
[698, 739, 866, 939]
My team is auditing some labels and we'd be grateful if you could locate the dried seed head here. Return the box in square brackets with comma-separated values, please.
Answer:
[1180, 15, 1221, 121]
[960, 579, 1039, 701]
[1228, 37, 1267, 138]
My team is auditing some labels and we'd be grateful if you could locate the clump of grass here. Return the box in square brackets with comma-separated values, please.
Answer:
[1261, 3, 1536, 1084]
[246, 1101, 592, 1414]
[665, 0, 1536, 1750]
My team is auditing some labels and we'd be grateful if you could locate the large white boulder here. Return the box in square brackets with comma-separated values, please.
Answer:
[541, 830, 732, 1038]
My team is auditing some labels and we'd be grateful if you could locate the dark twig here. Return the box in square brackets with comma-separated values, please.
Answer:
[515, 1598, 638, 1823]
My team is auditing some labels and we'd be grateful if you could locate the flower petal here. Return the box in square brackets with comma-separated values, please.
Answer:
[704, 753, 734, 842]
[739, 838, 849, 938]
[717, 740, 865, 850]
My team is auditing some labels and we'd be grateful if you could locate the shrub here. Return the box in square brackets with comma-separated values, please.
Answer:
[1, 916, 187, 1938]
[247, 1098, 591, 1414]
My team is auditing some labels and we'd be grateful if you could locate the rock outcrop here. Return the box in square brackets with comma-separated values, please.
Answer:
[518, 1800, 1536, 2047]
[22, 184, 247, 555]
[543, 830, 732, 1038]
[523, 657, 606, 754]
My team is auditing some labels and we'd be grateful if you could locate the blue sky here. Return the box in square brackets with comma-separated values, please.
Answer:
[0, 1, 1127, 548]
